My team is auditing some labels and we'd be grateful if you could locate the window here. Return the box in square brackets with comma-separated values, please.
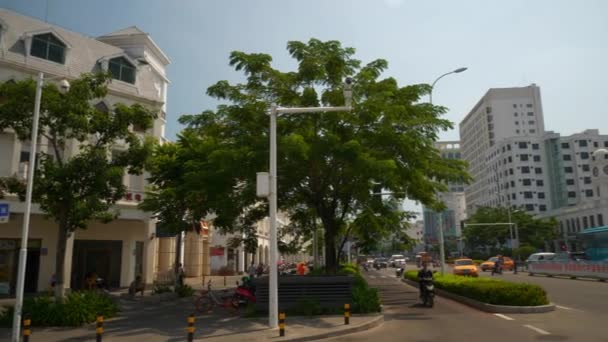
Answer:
[563, 154, 572, 161]
[590, 215, 595, 227]
[512, 193, 516, 200]
[566, 179, 575, 185]
[95, 102, 110, 113]
[584, 177, 591, 184]
[528, 120, 535, 125]
[524, 191, 533, 199]
[515, 121, 519, 125]
[532, 143, 539, 150]
[109, 57, 136, 84]
[535, 167, 542, 174]
[580, 152, 589, 160]
[520, 154, 529, 161]
[525, 204, 535, 211]
[594, 142, 599, 148]
[519, 142, 528, 149]
[566, 220, 571, 233]
[582, 164, 590, 172]
[564, 166, 573, 173]
[599, 214, 604, 226]
[561, 142, 570, 149]
[539, 205, 546, 212]
[31, 33, 66, 64]
[522, 179, 531, 186]
[568, 191, 576, 198]
[521, 166, 530, 174]
[538, 192, 545, 199]
[513, 104, 517, 108]
[529, 129, 536, 133]
[511, 181, 515, 187]
[507, 145, 511, 151]
[583, 216, 589, 228]
[508, 156, 513, 163]
[579, 140, 588, 147]
[527, 112, 534, 116]
[20, 151, 30, 163]
[605, 141, 608, 148]
[536, 180, 544, 186]
[533, 155, 541, 162]
[516, 129, 520, 134]
[509, 168, 514, 175]
[585, 189, 593, 197]
[526, 104, 533, 108]
[514, 112, 518, 117]
[576, 218, 581, 231]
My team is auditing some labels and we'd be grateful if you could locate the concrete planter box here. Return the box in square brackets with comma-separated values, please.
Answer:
[402, 278, 555, 314]
[253, 275, 355, 312]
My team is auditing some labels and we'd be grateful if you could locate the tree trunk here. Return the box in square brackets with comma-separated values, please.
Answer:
[174, 231, 182, 287]
[324, 228, 337, 274]
[54, 226, 69, 300]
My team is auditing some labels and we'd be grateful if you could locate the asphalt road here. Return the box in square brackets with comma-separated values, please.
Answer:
[327, 267, 608, 342]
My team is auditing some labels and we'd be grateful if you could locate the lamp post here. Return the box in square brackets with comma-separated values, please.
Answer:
[429, 67, 467, 275]
[266, 79, 352, 328]
[11, 72, 70, 342]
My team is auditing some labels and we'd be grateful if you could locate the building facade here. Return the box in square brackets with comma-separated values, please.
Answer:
[460, 85, 545, 214]
[0, 9, 169, 294]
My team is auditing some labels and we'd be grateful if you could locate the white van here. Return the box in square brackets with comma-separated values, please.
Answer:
[525, 252, 555, 267]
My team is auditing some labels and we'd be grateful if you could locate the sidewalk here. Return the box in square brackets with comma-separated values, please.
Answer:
[0, 290, 383, 341]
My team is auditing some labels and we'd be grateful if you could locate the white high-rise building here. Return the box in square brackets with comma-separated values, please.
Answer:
[460, 84, 545, 214]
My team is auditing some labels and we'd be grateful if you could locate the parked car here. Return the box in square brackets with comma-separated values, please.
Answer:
[525, 252, 555, 268]
[373, 258, 389, 269]
[554, 251, 587, 262]
[480, 256, 514, 272]
[388, 254, 405, 267]
[452, 258, 479, 277]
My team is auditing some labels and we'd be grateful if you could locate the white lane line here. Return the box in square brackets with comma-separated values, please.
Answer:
[493, 313, 515, 321]
[380, 276, 387, 278]
[523, 324, 550, 335]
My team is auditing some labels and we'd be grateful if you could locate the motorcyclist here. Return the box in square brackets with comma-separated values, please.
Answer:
[417, 262, 433, 299]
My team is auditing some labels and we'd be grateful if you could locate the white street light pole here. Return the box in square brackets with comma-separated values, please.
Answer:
[11, 73, 69, 342]
[11, 72, 43, 342]
[266, 80, 352, 328]
[429, 67, 467, 276]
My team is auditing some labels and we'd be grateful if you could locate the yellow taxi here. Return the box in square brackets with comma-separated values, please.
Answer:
[452, 258, 479, 277]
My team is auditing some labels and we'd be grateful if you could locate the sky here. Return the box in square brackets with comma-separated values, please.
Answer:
[3, 0, 608, 215]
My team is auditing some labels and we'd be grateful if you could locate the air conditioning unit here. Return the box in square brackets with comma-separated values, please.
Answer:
[18, 162, 28, 179]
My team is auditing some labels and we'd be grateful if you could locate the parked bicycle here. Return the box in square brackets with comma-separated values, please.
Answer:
[194, 280, 239, 314]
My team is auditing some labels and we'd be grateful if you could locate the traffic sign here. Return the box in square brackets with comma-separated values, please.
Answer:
[0, 203, 9, 223]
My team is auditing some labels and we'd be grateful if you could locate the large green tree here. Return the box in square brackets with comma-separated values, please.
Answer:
[462, 206, 559, 252]
[167, 39, 469, 272]
[0, 74, 156, 298]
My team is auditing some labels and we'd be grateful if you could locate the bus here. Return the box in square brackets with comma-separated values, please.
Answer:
[579, 226, 608, 261]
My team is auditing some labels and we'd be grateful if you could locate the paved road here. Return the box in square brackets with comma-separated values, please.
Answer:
[328, 267, 608, 342]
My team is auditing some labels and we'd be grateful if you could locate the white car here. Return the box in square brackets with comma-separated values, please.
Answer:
[393, 258, 407, 267]
[388, 254, 405, 267]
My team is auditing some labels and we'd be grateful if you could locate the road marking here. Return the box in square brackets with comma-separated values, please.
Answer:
[523, 324, 550, 335]
[556, 305, 582, 311]
[493, 313, 514, 321]
[369, 275, 376, 279]
[380, 276, 387, 278]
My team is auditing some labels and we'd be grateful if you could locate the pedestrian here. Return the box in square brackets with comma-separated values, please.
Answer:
[176, 263, 185, 287]
[248, 261, 257, 278]
[256, 263, 264, 277]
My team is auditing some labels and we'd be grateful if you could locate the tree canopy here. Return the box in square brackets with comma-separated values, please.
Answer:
[0, 73, 156, 297]
[462, 206, 559, 253]
[149, 39, 470, 271]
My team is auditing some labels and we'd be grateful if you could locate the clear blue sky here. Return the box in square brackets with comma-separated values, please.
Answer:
[3, 0, 608, 214]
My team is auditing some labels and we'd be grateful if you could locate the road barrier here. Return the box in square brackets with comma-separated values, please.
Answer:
[528, 261, 608, 280]
[187, 314, 195, 342]
[23, 313, 31, 342]
[96, 313, 103, 342]
[344, 303, 350, 325]
[279, 312, 286, 337]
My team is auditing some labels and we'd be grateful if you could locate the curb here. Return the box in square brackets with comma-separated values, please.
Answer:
[282, 314, 384, 342]
[401, 278, 555, 314]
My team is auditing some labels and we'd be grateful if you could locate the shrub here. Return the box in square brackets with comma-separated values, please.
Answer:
[175, 284, 195, 297]
[403, 270, 548, 306]
[153, 283, 173, 294]
[293, 297, 322, 316]
[351, 273, 381, 313]
[0, 291, 119, 327]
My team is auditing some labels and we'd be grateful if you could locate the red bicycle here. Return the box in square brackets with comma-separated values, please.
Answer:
[194, 280, 239, 314]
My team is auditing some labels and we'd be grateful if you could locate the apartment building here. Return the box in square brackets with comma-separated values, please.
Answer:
[460, 84, 544, 214]
[0, 9, 169, 294]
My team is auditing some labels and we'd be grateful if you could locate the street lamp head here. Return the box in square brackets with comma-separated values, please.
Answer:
[58, 79, 70, 93]
[453, 67, 468, 73]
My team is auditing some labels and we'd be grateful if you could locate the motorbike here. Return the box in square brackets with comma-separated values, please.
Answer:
[395, 267, 404, 277]
[420, 276, 435, 308]
[362, 263, 369, 272]
[491, 263, 503, 276]
[234, 278, 257, 305]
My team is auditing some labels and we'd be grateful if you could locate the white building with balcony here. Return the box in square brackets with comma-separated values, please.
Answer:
[0, 9, 169, 294]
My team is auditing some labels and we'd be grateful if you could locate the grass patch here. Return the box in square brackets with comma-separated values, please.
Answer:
[404, 270, 548, 306]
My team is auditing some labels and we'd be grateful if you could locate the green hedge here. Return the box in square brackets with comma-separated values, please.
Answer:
[0, 291, 119, 327]
[404, 270, 548, 306]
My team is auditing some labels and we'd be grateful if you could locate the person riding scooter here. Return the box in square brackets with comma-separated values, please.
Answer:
[492, 255, 504, 276]
[417, 262, 433, 299]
